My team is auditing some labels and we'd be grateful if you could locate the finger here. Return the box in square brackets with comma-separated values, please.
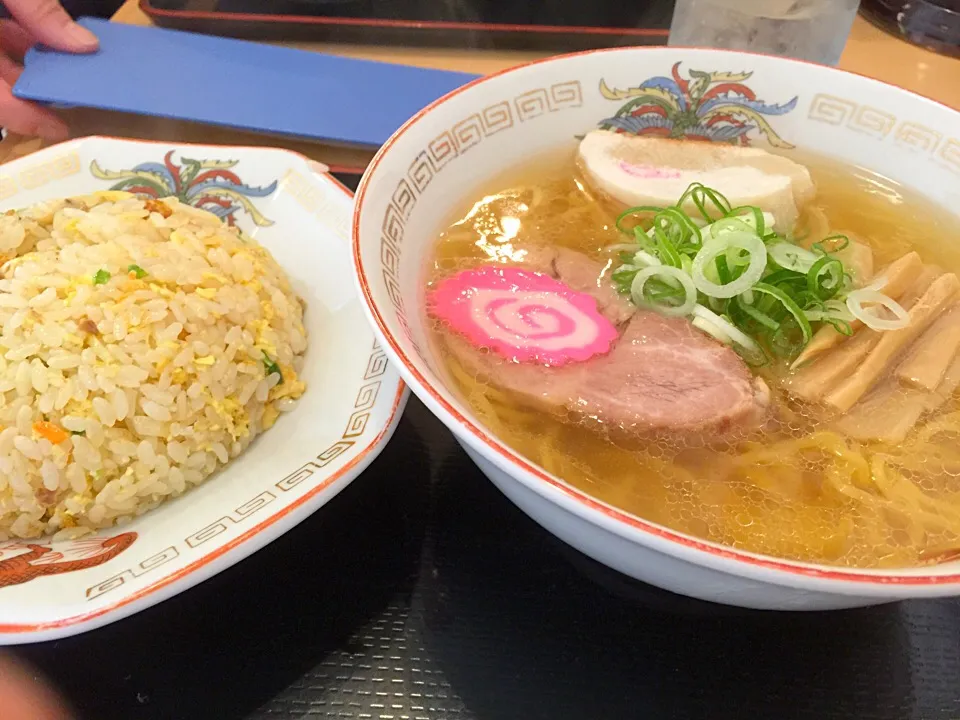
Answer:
[0, 20, 36, 61]
[0, 77, 69, 140]
[0, 51, 23, 86]
[0, 45, 21, 84]
[2, 0, 98, 54]
[0, 656, 75, 720]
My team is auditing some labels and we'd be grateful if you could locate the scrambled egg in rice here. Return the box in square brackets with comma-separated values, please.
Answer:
[0, 192, 307, 540]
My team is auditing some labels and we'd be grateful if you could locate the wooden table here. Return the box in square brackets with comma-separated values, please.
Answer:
[2, 0, 959, 167]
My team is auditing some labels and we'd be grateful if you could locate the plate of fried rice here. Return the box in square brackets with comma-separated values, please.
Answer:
[0, 137, 406, 643]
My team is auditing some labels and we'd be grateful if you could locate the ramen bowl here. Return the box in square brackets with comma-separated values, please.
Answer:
[352, 47, 960, 610]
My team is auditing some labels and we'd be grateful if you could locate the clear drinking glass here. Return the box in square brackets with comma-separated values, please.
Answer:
[668, 0, 862, 66]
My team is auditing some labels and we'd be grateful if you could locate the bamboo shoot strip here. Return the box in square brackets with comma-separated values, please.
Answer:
[825, 273, 960, 412]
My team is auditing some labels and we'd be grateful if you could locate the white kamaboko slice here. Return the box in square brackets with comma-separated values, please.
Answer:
[577, 130, 815, 229]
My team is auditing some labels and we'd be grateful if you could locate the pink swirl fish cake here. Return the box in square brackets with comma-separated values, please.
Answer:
[428, 265, 618, 367]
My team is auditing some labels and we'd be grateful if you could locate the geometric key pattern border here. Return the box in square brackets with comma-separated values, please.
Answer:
[378, 80, 584, 361]
[86, 338, 391, 600]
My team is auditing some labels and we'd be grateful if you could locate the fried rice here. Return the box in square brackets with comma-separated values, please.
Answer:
[0, 191, 307, 540]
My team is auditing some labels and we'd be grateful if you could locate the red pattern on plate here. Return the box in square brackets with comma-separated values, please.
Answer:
[0, 533, 136, 589]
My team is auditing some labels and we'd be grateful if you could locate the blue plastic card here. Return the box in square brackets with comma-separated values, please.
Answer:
[14, 17, 479, 148]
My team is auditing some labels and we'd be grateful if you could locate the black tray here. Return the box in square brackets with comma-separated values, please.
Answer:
[13, 398, 960, 720]
[140, 0, 673, 51]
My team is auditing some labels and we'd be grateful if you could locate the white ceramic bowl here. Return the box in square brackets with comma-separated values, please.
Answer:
[0, 137, 406, 643]
[353, 47, 960, 611]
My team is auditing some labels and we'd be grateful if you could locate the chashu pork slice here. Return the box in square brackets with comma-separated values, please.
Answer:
[577, 130, 815, 229]
[438, 246, 770, 439]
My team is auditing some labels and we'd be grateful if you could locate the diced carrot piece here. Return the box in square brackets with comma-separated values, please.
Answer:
[33, 421, 69, 444]
[143, 199, 173, 218]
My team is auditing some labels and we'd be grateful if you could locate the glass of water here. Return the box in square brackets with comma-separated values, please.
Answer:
[669, 0, 862, 66]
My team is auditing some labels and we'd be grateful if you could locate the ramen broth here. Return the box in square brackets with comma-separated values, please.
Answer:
[426, 148, 960, 569]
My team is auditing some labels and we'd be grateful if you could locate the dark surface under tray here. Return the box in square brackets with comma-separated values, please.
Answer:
[15, 396, 960, 720]
[141, 0, 674, 51]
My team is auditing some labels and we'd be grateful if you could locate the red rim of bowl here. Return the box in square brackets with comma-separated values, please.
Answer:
[352, 45, 960, 590]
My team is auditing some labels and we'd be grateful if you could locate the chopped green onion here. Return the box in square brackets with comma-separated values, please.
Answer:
[612, 265, 639, 294]
[846, 288, 910, 331]
[631, 266, 698, 317]
[691, 232, 767, 299]
[127, 264, 148, 279]
[692, 304, 763, 357]
[635, 250, 661, 268]
[655, 207, 703, 250]
[807, 255, 845, 300]
[812, 234, 850, 254]
[70, 429, 85, 436]
[727, 206, 775, 239]
[653, 226, 683, 268]
[769, 242, 819, 273]
[827, 319, 854, 336]
[706, 216, 757, 240]
[93, 269, 111, 285]
[678, 183, 731, 223]
[804, 299, 853, 323]
[615, 205, 661, 235]
[735, 295, 781, 331]
[706, 295, 726, 313]
[608, 181, 904, 361]
[750, 282, 813, 347]
[715, 254, 733, 285]
[761, 268, 806, 288]
[262, 351, 284, 384]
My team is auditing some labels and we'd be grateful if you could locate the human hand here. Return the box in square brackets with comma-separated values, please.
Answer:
[0, 655, 75, 720]
[0, 0, 99, 140]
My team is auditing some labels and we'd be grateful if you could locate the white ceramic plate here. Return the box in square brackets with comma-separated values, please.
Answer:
[0, 137, 407, 644]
